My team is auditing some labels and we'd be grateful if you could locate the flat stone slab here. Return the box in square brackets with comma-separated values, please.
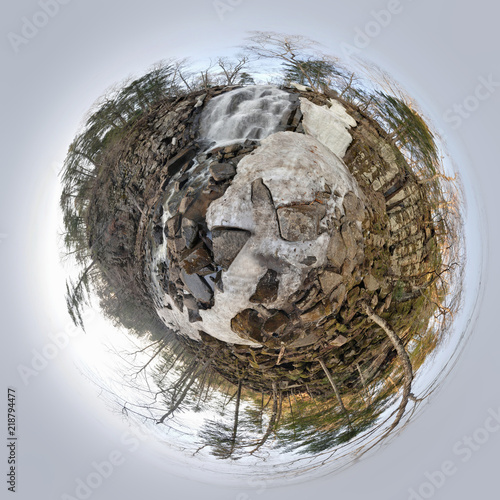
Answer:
[250, 269, 279, 304]
[181, 243, 212, 275]
[230, 308, 265, 343]
[319, 270, 344, 295]
[212, 227, 251, 270]
[209, 162, 236, 182]
[263, 311, 289, 336]
[180, 270, 213, 304]
[277, 204, 324, 241]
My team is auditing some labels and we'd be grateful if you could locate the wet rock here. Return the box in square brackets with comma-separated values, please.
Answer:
[180, 270, 213, 304]
[167, 236, 186, 254]
[209, 162, 236, 182]
[153, 225, 164, 245]
[231, 309, 265, 343]
[181, 217, 199, 249]
[277, 204, 325, 242]
[184, 189, 227, 223]
[250, 269, 279, 304]
[319, 270, 344, 295]
[178, 193, 195, 214]
[224, 143, 242, 155]
[165, 214, 182, 237]
[343, 192, 365, 222]
[212, 227, 251, 270]
[327, 228, 347, 269]
[166, 146, 198, 177]
[263, 311, 289, 336]
[181, 243, 212, 274]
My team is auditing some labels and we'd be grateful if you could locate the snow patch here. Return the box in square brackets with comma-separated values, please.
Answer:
[201, 132, 361, 345]
[299, 97, 357, 158]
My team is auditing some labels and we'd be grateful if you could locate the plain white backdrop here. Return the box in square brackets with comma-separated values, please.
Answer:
[1, 1, 499, 499]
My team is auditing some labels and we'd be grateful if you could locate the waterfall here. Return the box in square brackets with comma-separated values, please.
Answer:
[199, 85, 294, 147]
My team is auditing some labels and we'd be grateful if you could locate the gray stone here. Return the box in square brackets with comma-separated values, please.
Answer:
[319, 270, 344, 295]
[152, 225, 163, 245]
[300, 256, 317, 266]
[165, 214, 182, 238]
[209, 162, 236, 182]
[165, 146, 197, 177]
[212, 228, 251, 270]
[181, 218, 199, 249]
[300, 302, 326, 323]
[251, 178, 274, 206]
[341, 221, 363, 261]
[180, 243, 212, 275]
[178, 194, 194, 214]
[188, 308, 202, 323]
[230, 309, 265, 343]
[263, 311, 289, 336]
[331, 335, 348, 347]
[327, 229, 347, 269]
[363, 274, 380, 291]
[289, 332, 320, 348]
[330, 284, 347, 306]
[250, 269, 280, 304]
[180, 270, 213, 304]
[295, 286, 320, 312]
[277, 205, 325, 241]
[343, 192, 365, 222]
[183, 294, 199, 310]
[167, 236, 186, 254]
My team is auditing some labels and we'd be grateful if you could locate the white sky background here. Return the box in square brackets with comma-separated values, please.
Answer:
[1, 1, 499, 499]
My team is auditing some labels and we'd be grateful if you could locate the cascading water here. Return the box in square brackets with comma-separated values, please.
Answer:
[199, 85, 295, 147]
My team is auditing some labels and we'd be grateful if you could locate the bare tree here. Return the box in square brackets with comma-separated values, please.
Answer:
[362, 302, 414, 436]
[242, 31, 326, 91]
[217, 56, 249, 86]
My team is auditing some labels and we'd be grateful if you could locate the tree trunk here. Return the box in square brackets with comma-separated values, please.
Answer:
[319, 359, 352, 428]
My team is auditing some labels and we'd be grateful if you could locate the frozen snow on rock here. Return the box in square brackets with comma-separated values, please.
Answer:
[199, 85, 294, 148]
[201, 131, 361, 346]
[299, 97, 357, 158]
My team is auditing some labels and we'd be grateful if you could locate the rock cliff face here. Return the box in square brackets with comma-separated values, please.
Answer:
[90, 85, 440, 396]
